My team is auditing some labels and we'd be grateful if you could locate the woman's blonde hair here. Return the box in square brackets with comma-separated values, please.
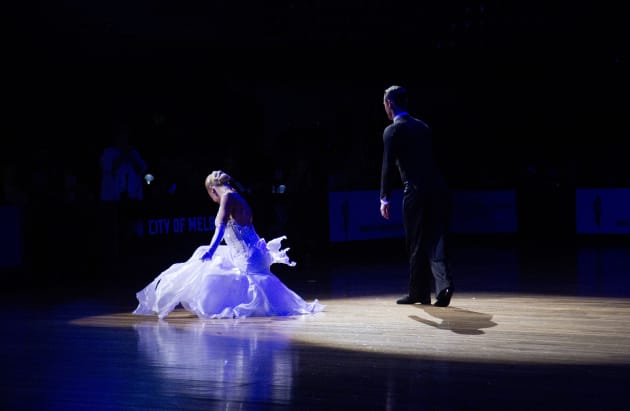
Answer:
[205, 170, 232, 190]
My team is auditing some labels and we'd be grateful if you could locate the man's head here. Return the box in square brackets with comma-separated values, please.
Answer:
[383, 85, 409, 121]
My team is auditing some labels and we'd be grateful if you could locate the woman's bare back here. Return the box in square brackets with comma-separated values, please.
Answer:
[226, 191, 253, 226]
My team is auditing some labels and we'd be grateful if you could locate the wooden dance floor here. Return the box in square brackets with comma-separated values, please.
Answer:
[2, 238, 630, 410]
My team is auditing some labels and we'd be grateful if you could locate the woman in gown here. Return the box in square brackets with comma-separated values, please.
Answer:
[133, 170, 325, 319]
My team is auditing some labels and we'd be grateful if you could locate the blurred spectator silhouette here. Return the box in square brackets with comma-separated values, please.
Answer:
[98, 123, 148, 263]
[99, 124, 148, 202]
[1, 159, 27, 206]
[62, 163, 79, 205]
[267, 163, 290, 238]
[27, 146, 61, 204]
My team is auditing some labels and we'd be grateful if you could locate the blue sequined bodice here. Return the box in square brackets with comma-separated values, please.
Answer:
[223, 220, 271, 273]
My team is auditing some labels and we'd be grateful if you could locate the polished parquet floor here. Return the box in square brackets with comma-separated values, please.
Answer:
[2, 237, 630, 411]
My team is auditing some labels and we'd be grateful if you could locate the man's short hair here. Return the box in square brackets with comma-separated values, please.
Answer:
[384, 85, 408, 110]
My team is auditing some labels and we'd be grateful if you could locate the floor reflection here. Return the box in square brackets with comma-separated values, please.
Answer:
[133, 319, 299, 405]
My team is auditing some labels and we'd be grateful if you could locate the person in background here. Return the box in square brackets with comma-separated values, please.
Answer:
[99, 125, 148, 202]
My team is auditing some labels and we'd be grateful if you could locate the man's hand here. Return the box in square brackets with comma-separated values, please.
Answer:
[380, 202, 390, 220]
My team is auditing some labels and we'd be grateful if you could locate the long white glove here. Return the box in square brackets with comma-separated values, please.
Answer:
[200, 223, 226, 261]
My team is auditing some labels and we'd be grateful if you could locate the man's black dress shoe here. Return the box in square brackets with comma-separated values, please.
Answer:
[434, 287, 453, 307]
[397, 295, 431, 305]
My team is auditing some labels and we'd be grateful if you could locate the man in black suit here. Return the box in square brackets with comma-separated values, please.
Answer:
[379, 85, 454, 307]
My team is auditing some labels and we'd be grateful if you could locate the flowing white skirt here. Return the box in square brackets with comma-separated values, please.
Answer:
[132, 237, 325, 319]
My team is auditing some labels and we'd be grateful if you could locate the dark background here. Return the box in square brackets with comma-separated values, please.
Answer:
[6, 0, 628, 188]
[2, 1, 629, 285]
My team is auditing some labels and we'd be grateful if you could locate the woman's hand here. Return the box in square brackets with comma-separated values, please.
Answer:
[200, 250, 214, 261]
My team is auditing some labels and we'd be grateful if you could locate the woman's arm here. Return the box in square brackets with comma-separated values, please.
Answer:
[200, 193, 232, 261]
[200, 222, 226, 261]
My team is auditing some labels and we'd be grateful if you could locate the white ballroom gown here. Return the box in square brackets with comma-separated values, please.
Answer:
[132, 220, 325, 319]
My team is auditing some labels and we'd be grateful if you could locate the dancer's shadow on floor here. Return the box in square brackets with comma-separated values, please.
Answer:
[409, 306, 497, 335]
